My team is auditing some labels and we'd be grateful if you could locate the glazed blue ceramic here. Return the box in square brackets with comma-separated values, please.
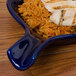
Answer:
[7, 0, 76, 70]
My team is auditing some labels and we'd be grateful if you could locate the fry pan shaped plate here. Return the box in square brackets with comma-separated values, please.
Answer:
[7, 0, 76, 70]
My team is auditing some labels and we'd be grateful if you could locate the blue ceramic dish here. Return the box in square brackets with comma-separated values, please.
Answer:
[7, 0, 76, 70]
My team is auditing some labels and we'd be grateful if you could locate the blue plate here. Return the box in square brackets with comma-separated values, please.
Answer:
[7, 0, 76, 70]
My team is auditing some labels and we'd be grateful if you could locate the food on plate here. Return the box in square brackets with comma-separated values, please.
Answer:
[18, 0, 76, 39]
